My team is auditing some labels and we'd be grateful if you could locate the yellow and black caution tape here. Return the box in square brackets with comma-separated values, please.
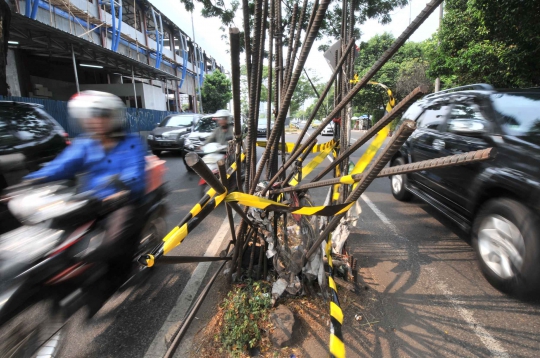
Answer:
[327, 236, 345, 358]
[289, 141, 337, 186]
[256, 139, 336, 154]
[368, 81, 396, 113]
[332, 149, 341, 202]
[349, 74, 396, 113]
[145, 154, 245, 264]
[225, 192, 353, 216]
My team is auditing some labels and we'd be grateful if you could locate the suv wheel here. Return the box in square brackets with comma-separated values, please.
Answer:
[390, 157, 412, 201]
[473, 198, 540, 295]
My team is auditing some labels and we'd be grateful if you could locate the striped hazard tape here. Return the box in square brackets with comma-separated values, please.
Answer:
[331, 124, 389, 201]
[143, 154, 245, 266]
[327, 236, 345, 358]
[289, 141, 337, 186]
[225, 192, 354, 216]
[256, 139, 336, 154]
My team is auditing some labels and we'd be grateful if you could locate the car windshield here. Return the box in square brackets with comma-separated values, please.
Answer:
[159, 115, 194, 127]
[258, 120, 273, 126]
[195, 117, 218, 132]
[491, 93, 540, 136]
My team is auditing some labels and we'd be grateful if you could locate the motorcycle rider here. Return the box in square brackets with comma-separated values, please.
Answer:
[24, 90, 146, 316]
[204, 109, 234, 145]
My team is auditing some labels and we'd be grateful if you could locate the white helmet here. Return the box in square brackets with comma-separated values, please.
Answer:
[68, 91, 125, 135]
[213, 109, 232, 120]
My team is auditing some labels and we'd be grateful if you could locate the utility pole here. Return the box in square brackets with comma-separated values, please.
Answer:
[434, 2, 443, 92]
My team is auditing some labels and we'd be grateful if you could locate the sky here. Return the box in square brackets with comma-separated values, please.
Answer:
[151, 0, 441, 82]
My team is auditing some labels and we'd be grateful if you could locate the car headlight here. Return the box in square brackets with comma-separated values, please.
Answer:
[147, 134, 154, 140]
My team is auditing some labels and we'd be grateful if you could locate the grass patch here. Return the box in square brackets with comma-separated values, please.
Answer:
[219, 281, 272, 356]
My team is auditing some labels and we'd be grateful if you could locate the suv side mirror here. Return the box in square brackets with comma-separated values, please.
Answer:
[447, 118, 487, 136]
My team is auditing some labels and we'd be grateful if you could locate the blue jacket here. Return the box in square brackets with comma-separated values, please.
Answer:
[25, 134, 146, 200]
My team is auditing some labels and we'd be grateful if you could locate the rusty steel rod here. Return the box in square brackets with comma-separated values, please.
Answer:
[254, 0, 269, 124]
[185, 152, 226, 195]
[304, 120, 417, 262]
[266, 0, 275, 139]
[164, 259, 228, 358]
[218, 161, 237, 248]
[269, 147, 495, 195]
[251, 0, 331, 193]
[229, 28, 243, 193]
[283, 4, 298, 93]
[310, 85, 429, 183]
[242, 0, 252, 93]
[287, 0, 309, 94]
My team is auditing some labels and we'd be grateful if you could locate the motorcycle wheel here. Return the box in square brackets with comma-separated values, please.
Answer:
[0, 300, 67, 358]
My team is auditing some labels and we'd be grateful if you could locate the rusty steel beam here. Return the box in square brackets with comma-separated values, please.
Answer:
[269, 147, 495, 195]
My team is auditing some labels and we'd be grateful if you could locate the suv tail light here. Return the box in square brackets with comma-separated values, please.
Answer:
[62, 132, 71, 145]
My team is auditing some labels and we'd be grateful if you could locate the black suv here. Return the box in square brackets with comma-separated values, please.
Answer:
[0, 102, 68, 233]
[390, 84, 540, 295]
[147, 113, 202, 156]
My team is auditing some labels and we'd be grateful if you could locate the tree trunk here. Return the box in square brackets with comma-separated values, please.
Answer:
[0, 0, 11, 96]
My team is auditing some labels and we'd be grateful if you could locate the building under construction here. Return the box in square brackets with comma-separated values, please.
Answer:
[6, 0, 223, 111]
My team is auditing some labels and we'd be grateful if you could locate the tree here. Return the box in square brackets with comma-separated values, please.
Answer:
[352, 33, 432, 122]
[201, 70, 232, 114]
[428, 0, 540, 88]
[290, 74, 319, 115]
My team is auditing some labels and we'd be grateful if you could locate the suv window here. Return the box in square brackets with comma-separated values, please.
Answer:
[416, 103, 450, 130]
[490, 93, 540, 136]
[449, 103, 487, 122]
[0, 106, 54, 141]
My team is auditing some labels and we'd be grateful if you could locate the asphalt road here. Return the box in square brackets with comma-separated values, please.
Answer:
[60, 128, 540, 357]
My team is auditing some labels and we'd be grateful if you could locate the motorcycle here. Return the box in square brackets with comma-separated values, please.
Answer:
[197, 143, 243, 196]
[0, 159, 167, 357]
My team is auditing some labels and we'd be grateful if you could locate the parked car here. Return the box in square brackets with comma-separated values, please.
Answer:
[321, 122, 334, 136]
[0, 102, 69, 234]
[311, 120, 322, 128]
[257, 119, 274, 137]
[389, 83, 540, 295]
[147, 113, 202, 156]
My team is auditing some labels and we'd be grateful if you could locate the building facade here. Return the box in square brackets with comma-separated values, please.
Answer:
[6, 0, 222, 111]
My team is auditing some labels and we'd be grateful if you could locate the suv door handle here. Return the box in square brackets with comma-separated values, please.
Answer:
[433, 139, 445, 150]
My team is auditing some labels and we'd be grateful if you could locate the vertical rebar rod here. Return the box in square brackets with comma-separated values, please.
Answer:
[229, 28, 243, 193]
[283, 4, 298, 93]
[246, 0, 263, 191]
[262, 0, 444, 194]
[242, 0, 252, 94]
[286, 0, 309, 94]
[252, 0, 332, 194]
[266, 0, 275, 140]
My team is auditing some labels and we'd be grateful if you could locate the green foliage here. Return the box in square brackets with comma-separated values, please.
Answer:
[428, 0, 540, 88]
[352, 33, 433, 117]
[220, 281, 271, 355]
[317, 0, 408, 51]
[201, 70, 232, 114]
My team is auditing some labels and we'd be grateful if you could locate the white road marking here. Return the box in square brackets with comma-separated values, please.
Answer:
[360, 194, 510, 358]
[143, 212, 236, 358]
